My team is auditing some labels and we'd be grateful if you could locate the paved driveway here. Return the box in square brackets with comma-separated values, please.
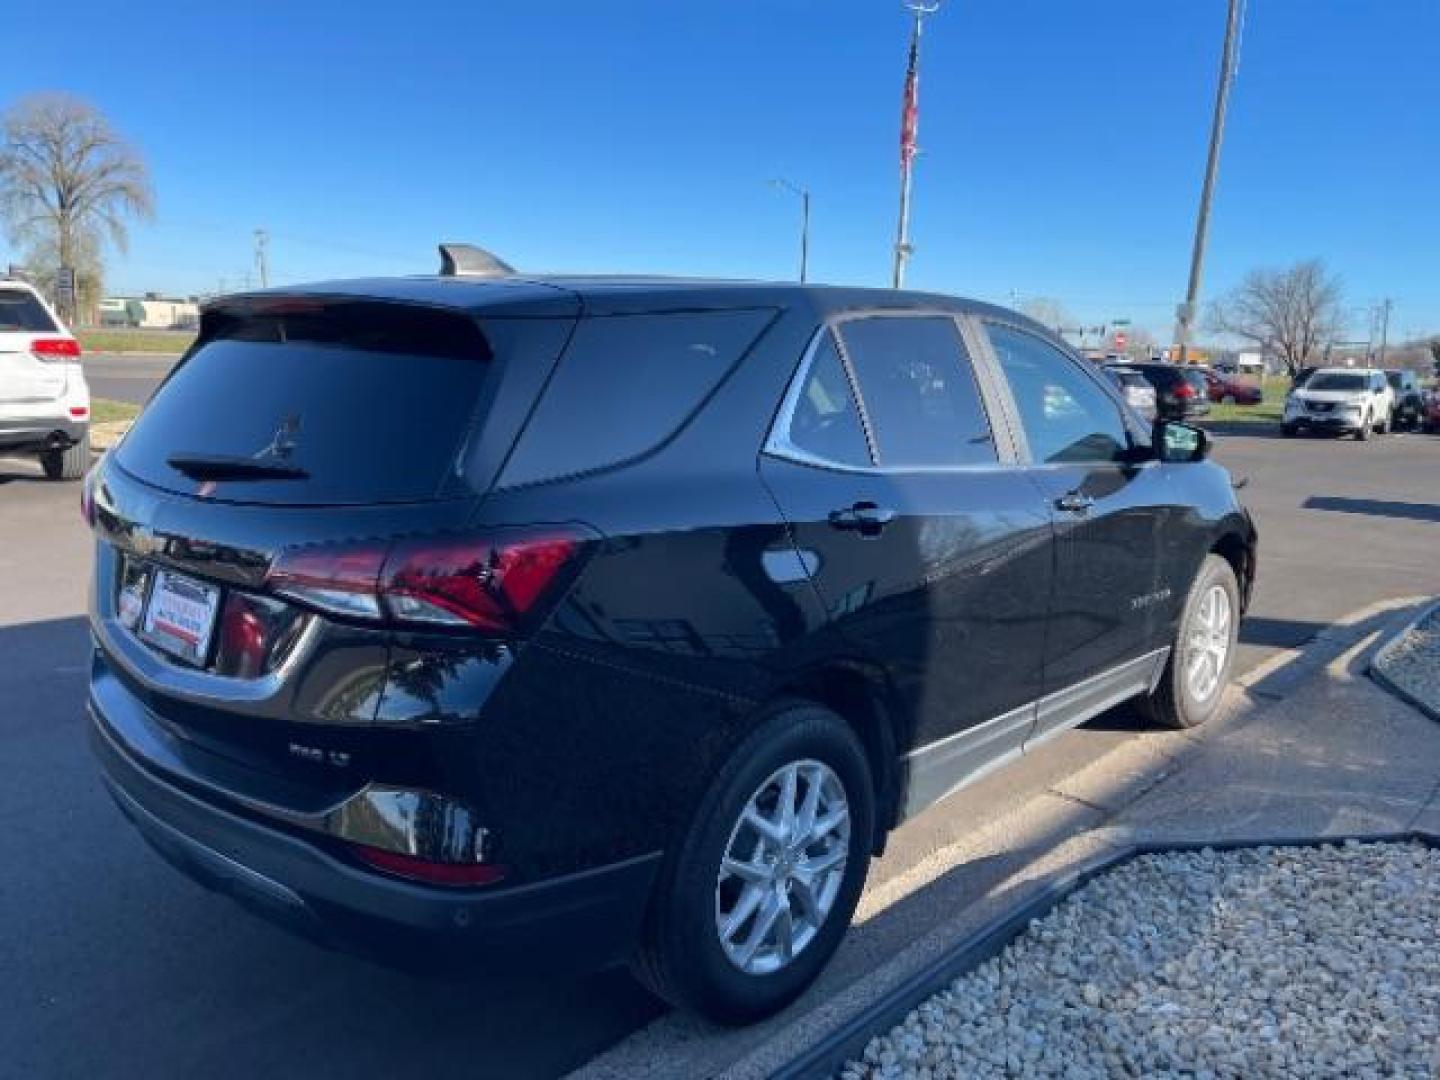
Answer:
[1, 427, 1436, 1078]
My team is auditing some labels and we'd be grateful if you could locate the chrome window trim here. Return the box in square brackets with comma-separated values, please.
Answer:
[762, 310, 1018, 475]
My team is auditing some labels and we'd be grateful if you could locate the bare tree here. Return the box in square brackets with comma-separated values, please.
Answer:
[0, 93, 153, 320]
[1018, 296, 1076, 332]
[1206, 259, 1345, 377]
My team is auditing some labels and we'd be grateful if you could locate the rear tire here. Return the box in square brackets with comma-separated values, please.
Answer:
[1280, 423, 1297, 438]
[631, 701, 874, 1025]
[40, 430, 89, 480]
[1139, 555, 1240, 730]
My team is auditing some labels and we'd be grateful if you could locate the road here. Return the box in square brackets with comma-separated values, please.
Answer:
[82, 352, 179, 405]
[1, 427, 1437, 1078]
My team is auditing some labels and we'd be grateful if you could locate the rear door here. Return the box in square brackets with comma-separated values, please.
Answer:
[0, 286, 68, 405]
[760, 313, 1053, 816]
[979, 322, 1172, 742]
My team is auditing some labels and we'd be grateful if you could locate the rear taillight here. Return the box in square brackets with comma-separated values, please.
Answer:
[31, 337, 81, 361]
[266, 527, 592, 635]
[80, 470, 96, 526]
[1173, 381, 1196, 399]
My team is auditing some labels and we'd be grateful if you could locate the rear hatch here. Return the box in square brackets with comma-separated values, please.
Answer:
[0, 285, 70, 405]
[92, 293, 579, 802]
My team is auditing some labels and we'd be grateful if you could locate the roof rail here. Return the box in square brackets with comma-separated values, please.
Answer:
[438, 243, 515, 278]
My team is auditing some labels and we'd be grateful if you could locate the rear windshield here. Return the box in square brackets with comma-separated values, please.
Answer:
[1308, 373, 1366, 392]
[0, 288, 59, 333]
[116, 300, 494, 505]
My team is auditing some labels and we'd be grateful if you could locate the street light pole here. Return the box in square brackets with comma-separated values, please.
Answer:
[1173, 0, 1243, 363]
[771, 179, 811, 282]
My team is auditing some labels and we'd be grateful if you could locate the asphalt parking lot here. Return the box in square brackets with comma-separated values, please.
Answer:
[2, 425, 1437, 1078]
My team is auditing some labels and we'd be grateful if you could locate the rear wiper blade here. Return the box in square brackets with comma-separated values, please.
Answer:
[166, 453, 309, 482]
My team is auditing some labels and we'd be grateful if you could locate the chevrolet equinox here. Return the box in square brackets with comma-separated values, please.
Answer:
[86, 249, 1256, 1024]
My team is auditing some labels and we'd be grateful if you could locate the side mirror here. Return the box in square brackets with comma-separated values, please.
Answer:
[1155, 420, 1209, 463]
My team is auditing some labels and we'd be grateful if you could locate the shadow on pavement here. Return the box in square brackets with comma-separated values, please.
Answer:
[1199, 420, 1284, 439]
[1302, 495, 1440, 524]
[1239, 616, 1330, 649]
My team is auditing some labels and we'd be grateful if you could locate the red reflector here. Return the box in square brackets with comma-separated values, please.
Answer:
[69, 406, 89, 419]
[31, 337, 81, 359]
[351, 844, 508, 887]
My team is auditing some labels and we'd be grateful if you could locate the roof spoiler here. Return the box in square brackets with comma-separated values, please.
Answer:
[438, 243, 515, 278]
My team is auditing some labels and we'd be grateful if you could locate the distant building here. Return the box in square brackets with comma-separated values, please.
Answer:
[99, 294, 200, 330]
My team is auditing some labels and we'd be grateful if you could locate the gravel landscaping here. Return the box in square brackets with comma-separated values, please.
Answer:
[1375, 608, 1440, 718]
[841, 841, 1440, 1079]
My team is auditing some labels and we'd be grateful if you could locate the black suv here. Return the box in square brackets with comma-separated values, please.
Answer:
[1385, 368, 1423, 430]
[1112, 361, 1212, 420]
[86, 256, 1256, 1024]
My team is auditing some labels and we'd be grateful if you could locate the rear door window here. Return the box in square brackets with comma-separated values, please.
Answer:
[779, 331, 872, 468]
[836, 316, 996, 467]
[499, 308, 774, 487]
[116, 299, 496, 505]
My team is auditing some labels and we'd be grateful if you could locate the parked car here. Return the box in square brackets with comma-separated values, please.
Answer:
[1384, 369, 1424, 430]
[86, 254, 1257, 1024]
[1112, 362, 1211, 420]
[1422, 387, 1440, 434]
[1281, 368, 1394, 439]
[1200, 368, 1263, 406]
[0, 278, 90, 478]
[1101, 363, 1158, 421]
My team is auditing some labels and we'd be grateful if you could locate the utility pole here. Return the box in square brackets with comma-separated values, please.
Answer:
[254, 229, 270, 288]
[770, 179, 811, 282]
[1377, 297, 1392, 367]
[1173, 0, 1243, 363]
[892, 2, 938, 289]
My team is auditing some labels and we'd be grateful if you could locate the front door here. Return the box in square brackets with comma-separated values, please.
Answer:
[980, 322, 1169, 744]
[760, 315, 1053, 818]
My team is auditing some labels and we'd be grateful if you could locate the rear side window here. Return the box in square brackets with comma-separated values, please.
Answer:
[781, 332, 871, 467]
[0, 288, 59, 333]
[988, 323, 1128, 465]
[116, 300, 494, 505]
[499, 309, 773, 487]
[837, 316, 996, 467]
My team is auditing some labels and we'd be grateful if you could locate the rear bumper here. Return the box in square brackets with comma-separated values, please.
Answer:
[0, 415, 86, 453]
[89, 693, 660, 976]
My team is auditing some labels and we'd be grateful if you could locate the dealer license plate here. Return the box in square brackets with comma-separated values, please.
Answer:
[141, 568, 221, 666]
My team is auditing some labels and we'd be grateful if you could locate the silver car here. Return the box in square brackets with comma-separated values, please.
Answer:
[1103, 364, 1158, 421]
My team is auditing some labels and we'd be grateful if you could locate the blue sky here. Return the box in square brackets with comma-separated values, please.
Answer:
[3, 0, 1437, 340]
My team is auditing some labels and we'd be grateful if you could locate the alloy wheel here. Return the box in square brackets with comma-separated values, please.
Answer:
[1185, 584, 1232, 702]
[714, 760, 850, 976]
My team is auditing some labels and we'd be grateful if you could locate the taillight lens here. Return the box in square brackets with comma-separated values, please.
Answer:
[266, 527, 591, 635]
[1173, 381, 1196, 399]
[80, 470, 97, 527]
[31, 337, 81, 361]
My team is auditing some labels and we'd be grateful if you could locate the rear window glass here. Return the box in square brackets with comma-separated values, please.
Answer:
[116, 300, 493, 505]
[0, 288, 59, 333]
[499, 308, 773, 487]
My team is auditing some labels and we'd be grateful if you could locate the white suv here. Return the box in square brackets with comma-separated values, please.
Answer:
[1281, 367, 1394, 441]
[0, 279, 90, 478]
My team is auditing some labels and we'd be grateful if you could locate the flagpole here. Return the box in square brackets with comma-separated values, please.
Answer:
[892, 2, 938, 289]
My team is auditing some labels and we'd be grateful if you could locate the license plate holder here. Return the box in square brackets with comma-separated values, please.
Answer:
[141, 568, 221, 666]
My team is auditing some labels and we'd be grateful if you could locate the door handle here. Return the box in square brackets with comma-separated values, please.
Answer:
[829, 501, 897, 535]
[1054, 491, 1095, 514]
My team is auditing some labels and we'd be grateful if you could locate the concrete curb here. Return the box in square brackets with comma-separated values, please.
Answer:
[1369, 596, 1440, 724]
[770, 831, 1440, 1080]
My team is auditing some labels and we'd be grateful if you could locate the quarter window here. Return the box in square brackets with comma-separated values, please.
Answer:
[782, 332, 872, 468]
[836, 317, 997, 467]
[987, 324, 1129, 465]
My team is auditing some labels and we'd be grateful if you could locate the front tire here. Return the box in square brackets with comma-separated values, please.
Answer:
[632, 702, 874, 1025]
[40, 430, 89, 480]
[1140, 555, 1240, 730]
[1356, 412, 1372, 440]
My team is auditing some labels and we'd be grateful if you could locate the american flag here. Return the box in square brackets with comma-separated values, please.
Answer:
[899, 28, 920, 167]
